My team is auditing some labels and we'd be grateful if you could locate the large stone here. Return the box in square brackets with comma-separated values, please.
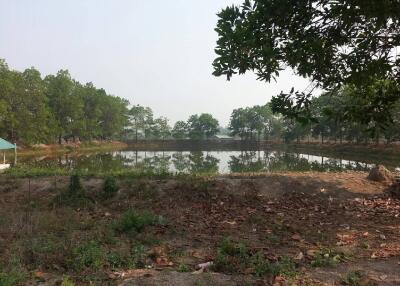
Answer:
[367, 165, 394, 182]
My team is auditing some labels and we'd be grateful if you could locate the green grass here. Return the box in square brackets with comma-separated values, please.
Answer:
[341, 270, 365, 286]
[310, 248, 347, 267]
[61, 276, 75, 286]
[113, 209, 165, 234]
[3, 165, 175, 178]
[70, 241, 105, 271]
[212, 238, 298, 278]
[102, 176, 119, 199]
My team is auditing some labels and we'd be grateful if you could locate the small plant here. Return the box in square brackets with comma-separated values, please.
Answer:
[114, 209, 163, 234]
[103, 176, 119, 199]
[107, 251, 131, 269]
[213, 238, 298, 278]
[69, 174, 83, 196]
[131, 244, 147, 268]
[341, 270, 364, 286]
[53, 174, 93, 208]
[71, 241, 104, 270]
[61, 276, 75, 286]
[178, 263, 191, 273]
[311, 248, 346, 267]
[0, 269, 26, 286]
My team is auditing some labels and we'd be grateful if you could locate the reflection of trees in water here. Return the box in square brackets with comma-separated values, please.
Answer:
[229, 151, 266, 173]
[172, 151, 220, 174]
[229, 151, 370, 173]
[139, 154, 171, 174]
[23, 149, 371, 174]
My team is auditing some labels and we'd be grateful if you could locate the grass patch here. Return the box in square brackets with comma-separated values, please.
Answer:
[177, 263, 191, 273]
[70, 240, 105, 271]
[61, 276, 75, 286]
[53, 174, 93, 208]
[102, 176, 119, 199]
[311, 248, 347, 267]
[113, 209, 164, 234]
[212, 238, 297, 278]
[341, 270, 367, 286]
[0, 269, 27, 286]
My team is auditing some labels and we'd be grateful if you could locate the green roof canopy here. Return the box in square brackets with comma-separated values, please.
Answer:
[0, 138, 15, 150]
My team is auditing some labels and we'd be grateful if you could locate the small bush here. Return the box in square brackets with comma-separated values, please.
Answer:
[114, 209, 163, 234]
[103, 176, 119, 199]
[178, 263, 191, 273]
[131, 244, 147, 268]
[0, 270, 26, 286]
[107, 251, 131, 269]
[311, 249, 346, 267]
[61, 276, 75, 286]
[213, 238, 297, 278]
[69, 174, 83, 195]
[54, 174, 93, 208]
[71, 241, 104, 270]
[341, 270, 364, 286]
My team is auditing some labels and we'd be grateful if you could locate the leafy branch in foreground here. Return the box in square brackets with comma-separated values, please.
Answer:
[213, 0, 400, 125]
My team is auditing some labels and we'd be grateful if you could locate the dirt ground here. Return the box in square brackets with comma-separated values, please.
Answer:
[0, 171, 399, 285]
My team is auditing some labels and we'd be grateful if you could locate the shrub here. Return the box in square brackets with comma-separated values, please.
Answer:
[71, 241, 104, 270]
[178, 263, 191, 273]
[0, 270, 26, 286]
[213, 238, 298, 278]
[103, 176, 119, 199]
[54, 174, 92, 208]
[61, 276, 75, 286]
[311, 249, 347, 267]
[341, 271, 365, 286]
[114, 210, 163, 234]
[69, 174, 83, 196]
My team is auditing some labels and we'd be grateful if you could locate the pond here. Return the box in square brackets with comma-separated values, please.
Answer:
[16, 148, 399, 174]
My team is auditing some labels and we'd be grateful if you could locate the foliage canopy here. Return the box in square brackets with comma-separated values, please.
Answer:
[213, 0, 400, 125]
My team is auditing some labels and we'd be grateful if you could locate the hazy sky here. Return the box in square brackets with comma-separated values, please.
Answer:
[0, 0, 310, 126]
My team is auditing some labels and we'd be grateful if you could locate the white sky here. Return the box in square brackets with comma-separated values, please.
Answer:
[0, 0, 311, 126]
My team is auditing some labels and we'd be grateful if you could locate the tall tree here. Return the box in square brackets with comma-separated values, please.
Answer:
[172, 121, 188, 139]
[129, 105, 153, 141]
[45, 70, 83, 144]
[187, 113, 219, 139]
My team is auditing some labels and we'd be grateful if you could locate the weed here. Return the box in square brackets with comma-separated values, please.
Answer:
[341, 270, 364, 286]
[213, 238, 297, 278]
[311, 248, 346, 267]
[103, 176, 119, 199]
[53, 174, 93, 208]
[107, 251, 131, 269]
[61, 276, 75, 286]
[69, 174, 83, 195]
[0, 269, 26, 286]
[131, 244, 147, 268]
[71, 241, 104, 270]
[177, 263, 191, 272]
[251, 253, 297, 278]
[265, 234, 280, 244]
[113, 209, 164, 234]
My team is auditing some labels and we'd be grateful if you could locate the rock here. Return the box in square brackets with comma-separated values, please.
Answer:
[367, 165, 394, 182]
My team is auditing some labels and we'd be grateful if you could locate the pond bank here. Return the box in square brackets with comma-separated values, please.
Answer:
[0, 172, 399, 285]
[13, 141, 128, 156]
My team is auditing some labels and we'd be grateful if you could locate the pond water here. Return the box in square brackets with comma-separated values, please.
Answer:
[17, 148, 399, 174]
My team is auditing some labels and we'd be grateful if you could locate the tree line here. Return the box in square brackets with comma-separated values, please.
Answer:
[228, 86, 400, 144]
[0, 59, 129, 145]
[2, 59, 400, 145]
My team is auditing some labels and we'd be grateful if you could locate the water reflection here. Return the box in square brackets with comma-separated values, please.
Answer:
[20, 149, 376, 174]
